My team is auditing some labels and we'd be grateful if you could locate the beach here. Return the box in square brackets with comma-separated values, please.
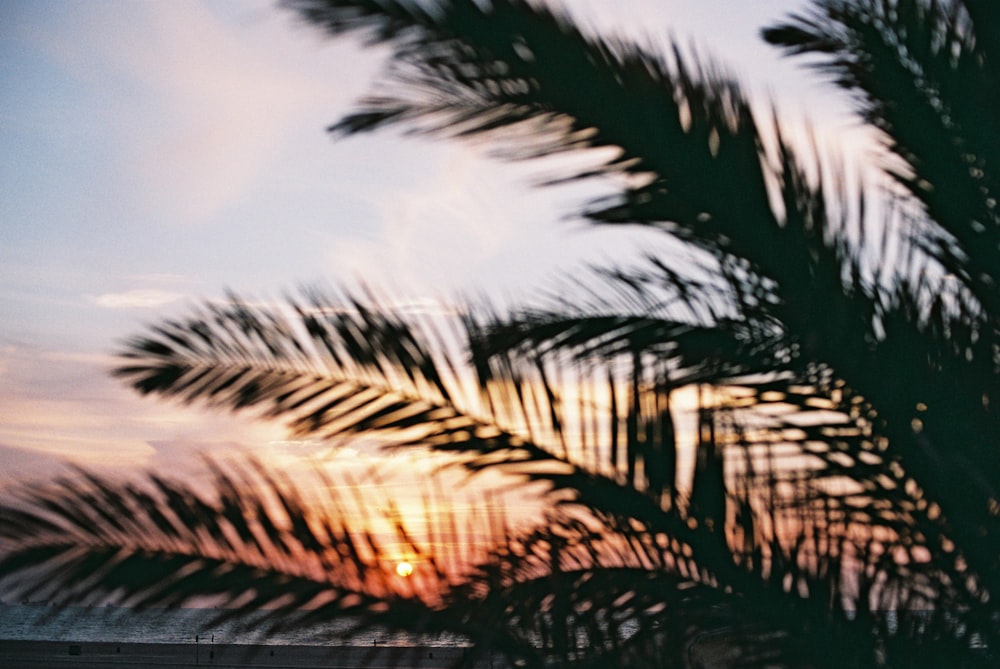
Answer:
[0, 640, 479, 669]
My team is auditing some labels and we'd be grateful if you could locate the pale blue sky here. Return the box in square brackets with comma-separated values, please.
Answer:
[0, 0, 871, 485]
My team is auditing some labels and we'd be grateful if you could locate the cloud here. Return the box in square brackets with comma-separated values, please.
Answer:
[0, 441, 73, 488]
[0, 341, 285, 484]
[26, 0, 379, 227]
[326, 144, 551, 294]
[111, 2, 336, 224]
[92, 289, 187, 309]
[128, 272, 195, 285]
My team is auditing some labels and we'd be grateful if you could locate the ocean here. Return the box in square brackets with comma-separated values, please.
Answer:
[0, 604, 462, 647]
[0, 604, 987, 655]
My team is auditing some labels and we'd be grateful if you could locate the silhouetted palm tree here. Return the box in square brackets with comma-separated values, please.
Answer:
[1, 1, 997, 667]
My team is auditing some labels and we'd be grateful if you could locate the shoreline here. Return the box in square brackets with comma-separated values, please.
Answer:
[0, 639, 479, 668]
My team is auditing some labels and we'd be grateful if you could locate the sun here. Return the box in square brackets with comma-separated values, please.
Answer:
[395, 561, 414, 577]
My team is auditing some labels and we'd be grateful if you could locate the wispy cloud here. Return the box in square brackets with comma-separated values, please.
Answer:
[92, 289, 187, 309]
[0, 342, 283, 481]
[25, 0, 378, 227]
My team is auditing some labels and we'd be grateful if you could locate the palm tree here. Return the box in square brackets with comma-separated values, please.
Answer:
[1, 0, 997, 666]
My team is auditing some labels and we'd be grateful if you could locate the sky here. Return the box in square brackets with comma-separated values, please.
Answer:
[0, 0, 875, 499]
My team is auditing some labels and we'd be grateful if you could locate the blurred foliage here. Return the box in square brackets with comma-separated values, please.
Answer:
[2, 1, 998, 666]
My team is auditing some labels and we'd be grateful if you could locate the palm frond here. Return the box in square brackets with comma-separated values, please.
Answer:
[467, 278, 997, 655]
[764, 0, 1000, 320]
[0, 457, 810, 667]
[25, 1, 994, 666]
[109, 275, 998, 661]
[0, 459, 462, 638]
[113, 292, 697, 541]
[288, 0, 791, 260]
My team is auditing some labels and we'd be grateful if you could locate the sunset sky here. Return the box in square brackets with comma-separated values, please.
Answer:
[0, 0, 873, 492]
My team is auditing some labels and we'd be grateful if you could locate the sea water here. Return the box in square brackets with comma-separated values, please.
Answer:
[1, 604, 986, 653]
[0, 604, 462, 647]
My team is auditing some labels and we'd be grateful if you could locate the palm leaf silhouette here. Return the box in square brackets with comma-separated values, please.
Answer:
[2, 0, 998, 666]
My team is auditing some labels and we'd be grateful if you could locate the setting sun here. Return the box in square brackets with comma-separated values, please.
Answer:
[395, 561, 414, 577]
